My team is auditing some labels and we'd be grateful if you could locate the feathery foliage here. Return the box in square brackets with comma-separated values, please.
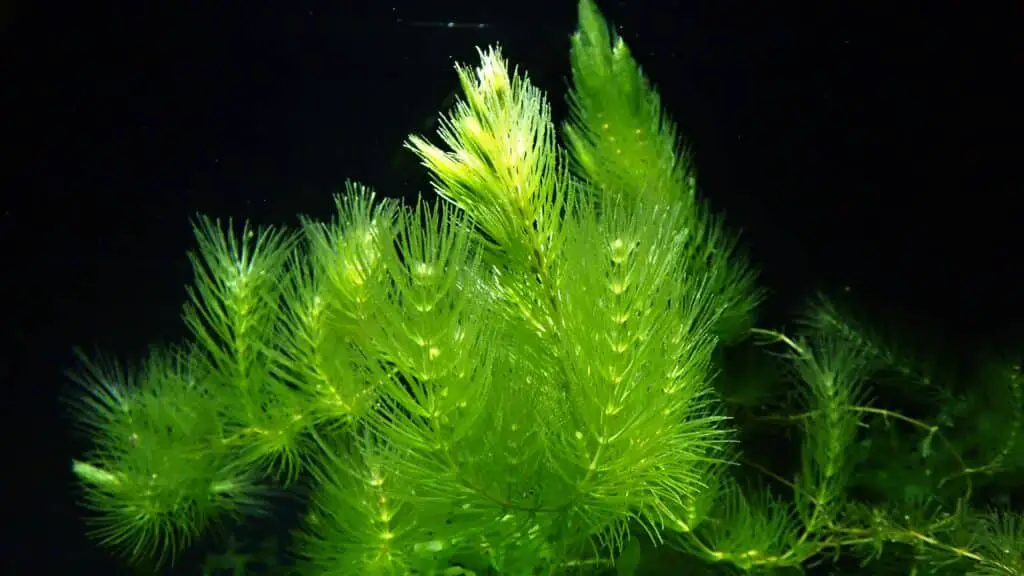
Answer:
[66, 1, 1021, 574]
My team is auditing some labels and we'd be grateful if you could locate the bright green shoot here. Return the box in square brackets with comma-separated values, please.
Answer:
[67, 0, 1022, 574]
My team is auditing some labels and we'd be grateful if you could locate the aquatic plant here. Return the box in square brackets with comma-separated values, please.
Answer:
[67, 1, 1023, 573]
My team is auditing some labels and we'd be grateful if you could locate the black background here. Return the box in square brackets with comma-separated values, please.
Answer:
[4, 0, 1022, 573]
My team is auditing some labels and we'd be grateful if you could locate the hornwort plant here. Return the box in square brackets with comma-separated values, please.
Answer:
[67, 1, 1023, 574]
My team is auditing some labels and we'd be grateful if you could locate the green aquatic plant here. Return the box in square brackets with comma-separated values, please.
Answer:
[67, 0, 1023, 573]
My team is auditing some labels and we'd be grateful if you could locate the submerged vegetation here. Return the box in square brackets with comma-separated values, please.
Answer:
[67, 1, 1022, 573]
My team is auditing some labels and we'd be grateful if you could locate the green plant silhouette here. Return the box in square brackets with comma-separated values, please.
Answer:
[67, 1, 1023, 574]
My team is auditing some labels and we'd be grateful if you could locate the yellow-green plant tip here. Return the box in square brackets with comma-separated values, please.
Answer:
[406, 46, 566, 273]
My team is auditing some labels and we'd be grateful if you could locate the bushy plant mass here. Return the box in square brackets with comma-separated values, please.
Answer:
[67, 1, 1023, 574]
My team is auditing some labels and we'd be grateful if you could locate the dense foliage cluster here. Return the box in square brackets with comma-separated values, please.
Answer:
[68, 1, 1022, 574]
